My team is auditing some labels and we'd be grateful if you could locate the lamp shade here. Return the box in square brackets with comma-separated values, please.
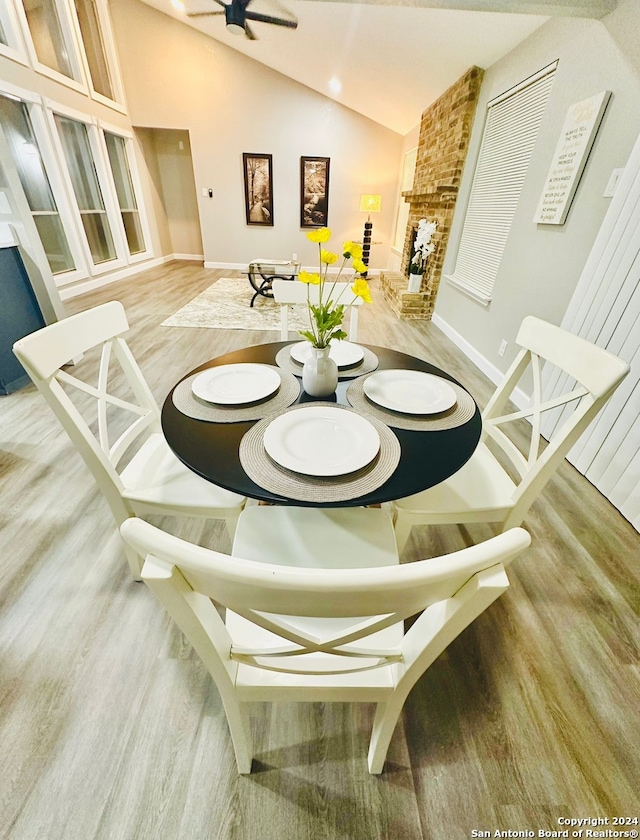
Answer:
[359, 194, 381, 214]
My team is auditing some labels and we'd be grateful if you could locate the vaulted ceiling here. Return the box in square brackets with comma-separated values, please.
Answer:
[139, 0, 617, 134]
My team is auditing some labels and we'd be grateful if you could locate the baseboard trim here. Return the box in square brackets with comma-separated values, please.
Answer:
[60, 255, 379, 300]
[431, 312, 529, 410]
[58, 254, 184, 300]
[173, 253, 203, 262]
[204, 262, 246, 271]
[205, 261, 380, 278]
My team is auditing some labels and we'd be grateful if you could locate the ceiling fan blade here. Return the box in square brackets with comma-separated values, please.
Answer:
[186, 10, 225, 17]
[186, 0, 227, 12]
[244, 11, 297, 28]
[244, 21, 258, 40]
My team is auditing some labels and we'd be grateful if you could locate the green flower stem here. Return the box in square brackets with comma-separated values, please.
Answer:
[303, 241, 358, 348]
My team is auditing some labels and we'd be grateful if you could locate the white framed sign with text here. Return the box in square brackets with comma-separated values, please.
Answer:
[534, 90, 611, 225]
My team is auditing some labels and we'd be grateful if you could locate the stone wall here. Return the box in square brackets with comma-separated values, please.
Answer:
[388, 66, 484, 319]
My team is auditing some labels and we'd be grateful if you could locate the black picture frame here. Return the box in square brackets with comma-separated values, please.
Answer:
[300, 156, 330, 228]
[243, 153, 273, 226]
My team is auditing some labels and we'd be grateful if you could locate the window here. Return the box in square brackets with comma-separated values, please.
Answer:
[20, 0, 83, 83]
[0, 1, 28, 63]
[73, 0, 116, 101]
[104, 131, 146, 256]
[54, 113, 117, 265]
[0, 93, 75, 275]
[446, 62, 557, 304]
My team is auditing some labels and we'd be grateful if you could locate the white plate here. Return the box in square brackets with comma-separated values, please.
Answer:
[363, 369, 457, 415]
[289, 340, 365, 369]
[191, 364, 281, 405]
[263, 406, 380, 476]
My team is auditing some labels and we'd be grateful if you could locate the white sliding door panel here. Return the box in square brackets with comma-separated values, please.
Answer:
[571, 325, 639, 478]
[541, 130, 640, 532]
[614, 446, 640, 530]
[585, 383, 638, 490]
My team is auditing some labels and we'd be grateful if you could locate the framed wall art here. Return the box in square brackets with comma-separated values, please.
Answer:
[243, 153, 273, 226]
[534, 90, 611, 225]
[300, 156, 330, 227]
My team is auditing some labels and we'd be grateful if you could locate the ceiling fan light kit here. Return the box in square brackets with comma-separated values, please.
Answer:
[188, 0, 298, 40]
[225, 3, 246, 35]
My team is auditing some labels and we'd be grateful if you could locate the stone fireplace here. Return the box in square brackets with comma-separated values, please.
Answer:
[381, 66, 484, 320]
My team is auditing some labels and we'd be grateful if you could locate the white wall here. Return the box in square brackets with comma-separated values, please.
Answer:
[109, 0, 402, 272]
[434, 1, 640, 379]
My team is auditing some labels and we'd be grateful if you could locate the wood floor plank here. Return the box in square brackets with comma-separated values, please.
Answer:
[1, 261, 638, 840]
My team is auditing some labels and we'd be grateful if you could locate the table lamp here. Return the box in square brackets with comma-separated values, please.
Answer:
[359, 194, 381, 277]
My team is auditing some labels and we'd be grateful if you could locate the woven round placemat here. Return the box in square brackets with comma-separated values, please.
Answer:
[274, 344, 379, 381]
[239, 402, 401, 503]
[172, 365, 300, 423]
[346, 373, 477, 431]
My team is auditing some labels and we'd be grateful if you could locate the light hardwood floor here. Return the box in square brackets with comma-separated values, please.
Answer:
[1, 261, 638, 840]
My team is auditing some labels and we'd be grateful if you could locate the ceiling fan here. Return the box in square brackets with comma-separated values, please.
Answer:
[187, 0, 298, 40]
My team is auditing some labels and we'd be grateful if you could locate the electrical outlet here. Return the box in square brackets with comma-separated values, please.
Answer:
[498, 339, 508, 357]
[292, 253, 297, 261]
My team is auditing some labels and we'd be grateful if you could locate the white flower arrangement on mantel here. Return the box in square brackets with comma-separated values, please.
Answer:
[408, 218, 437, 292]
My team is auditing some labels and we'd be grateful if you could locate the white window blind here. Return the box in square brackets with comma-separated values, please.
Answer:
[447, 63, 557, 303]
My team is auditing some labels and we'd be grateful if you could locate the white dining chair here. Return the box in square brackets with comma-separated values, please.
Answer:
[120, 505, 531, 774]
[13, 301, 246, 580]
[271, 279, 362, 341]
[392, 315, 629, 553]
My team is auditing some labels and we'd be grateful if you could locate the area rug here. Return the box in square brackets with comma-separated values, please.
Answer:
[160, 277, 310, 332]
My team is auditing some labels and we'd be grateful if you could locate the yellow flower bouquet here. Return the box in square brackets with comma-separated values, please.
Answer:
[299, 227, 372, 349]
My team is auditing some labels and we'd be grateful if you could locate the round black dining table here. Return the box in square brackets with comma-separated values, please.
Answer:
[161, 341, 482, 507]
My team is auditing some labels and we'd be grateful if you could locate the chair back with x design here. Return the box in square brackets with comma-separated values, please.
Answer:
[14, 302, 246, 579]
[121, 512, 531, 774]
[480, 315, 629, 528]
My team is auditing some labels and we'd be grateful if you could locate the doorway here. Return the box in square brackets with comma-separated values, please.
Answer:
[134, 127, 202, 260]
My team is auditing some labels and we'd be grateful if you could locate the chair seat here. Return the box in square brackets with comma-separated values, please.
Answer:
[232, 505, 399, 569]
[229, 505, 402, 699]
[121, 433, 244, 514]
[394, 443, 517, 523]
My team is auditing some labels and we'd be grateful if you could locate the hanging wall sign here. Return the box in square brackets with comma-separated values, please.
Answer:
[534, 90, 611, 225]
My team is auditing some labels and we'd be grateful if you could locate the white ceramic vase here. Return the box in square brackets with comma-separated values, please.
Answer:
[408, 273, 423, 293]
[302, 345, 338, 397]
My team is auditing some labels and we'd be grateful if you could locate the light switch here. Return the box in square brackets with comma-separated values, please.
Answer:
[603, 168, 624, 198]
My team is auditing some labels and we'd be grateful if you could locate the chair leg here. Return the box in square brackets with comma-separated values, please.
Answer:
[225, 512, 241, 544]
[392, 511, 413, 555]
[223, 698, 253, 774]
[280, 305, 289, 341]
[121, 539, 143, 581]
[367, 698, 405, 774]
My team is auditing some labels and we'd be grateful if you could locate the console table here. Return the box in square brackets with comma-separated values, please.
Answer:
[246, 259, 301, 307]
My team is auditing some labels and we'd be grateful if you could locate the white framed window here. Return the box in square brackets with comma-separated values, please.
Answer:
[0, 0, 29, 64]
[0, 80, 87, 285]
[98, 121, 152, 262]
[14, 0, 88, 93]
[446, 62, 557, 304]
[46, 100, 127, 274]
[70, 0, 126, 111]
